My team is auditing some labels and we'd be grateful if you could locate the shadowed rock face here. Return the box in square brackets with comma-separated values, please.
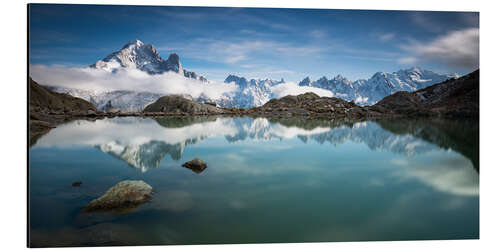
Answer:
[83, 180, 153, 214]
[143, 95, 223, 114]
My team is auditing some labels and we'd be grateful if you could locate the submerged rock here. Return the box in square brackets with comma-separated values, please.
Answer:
[72, 181, 83, 187]
[83, 180, 153, 214]
[182, 157, 207, 174]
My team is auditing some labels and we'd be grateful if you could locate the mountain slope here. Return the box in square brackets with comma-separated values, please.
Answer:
[371, 70, 479, 118]
[29, 78, 97, 114]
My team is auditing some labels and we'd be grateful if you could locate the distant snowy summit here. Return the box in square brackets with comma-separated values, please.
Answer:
[91, 39, 207, 82]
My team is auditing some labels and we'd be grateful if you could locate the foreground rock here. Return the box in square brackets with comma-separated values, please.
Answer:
[371, 70, 479, 118]
[182, 157, 207, 174]
[83, 180, 153, 214]
[143, 95, 224, 114]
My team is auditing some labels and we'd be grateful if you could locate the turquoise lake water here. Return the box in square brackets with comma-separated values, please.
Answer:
[28, 116, 479, 247]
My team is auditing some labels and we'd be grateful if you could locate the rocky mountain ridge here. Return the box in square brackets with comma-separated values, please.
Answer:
[372, 70, 479, 118]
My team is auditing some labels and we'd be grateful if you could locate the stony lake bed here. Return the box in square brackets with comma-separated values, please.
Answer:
[28, 116, 479, 247]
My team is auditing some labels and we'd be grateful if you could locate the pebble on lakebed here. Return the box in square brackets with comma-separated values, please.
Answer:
[83, 180, 153, 214]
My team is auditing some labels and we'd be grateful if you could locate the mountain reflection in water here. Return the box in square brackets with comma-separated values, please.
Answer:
[31, 116, 478, 173]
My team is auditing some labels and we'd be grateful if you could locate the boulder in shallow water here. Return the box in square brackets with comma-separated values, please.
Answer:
[83, 180, 153, 214]
[182, 157, 207, 174]
[72, 181, 83, 187]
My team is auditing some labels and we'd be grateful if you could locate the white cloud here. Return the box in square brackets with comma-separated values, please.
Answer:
[310, 30, 326, 39]
[270, 82, 334, 98]
[400, 28, 479, 70]
[397, 56, 418, 65]
[410, 12, 443, 33]
[160, 38, 324, 65]
[379, 33, 395, 42]
[29, 64, 238, 100]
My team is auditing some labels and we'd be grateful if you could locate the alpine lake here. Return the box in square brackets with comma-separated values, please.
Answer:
[28, 115, 479, 247]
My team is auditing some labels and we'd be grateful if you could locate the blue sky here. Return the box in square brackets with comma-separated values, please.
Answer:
[29, 4, 479, 82]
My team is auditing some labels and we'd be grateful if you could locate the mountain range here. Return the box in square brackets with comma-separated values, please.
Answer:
[44, 40, 459, 111]
[299, 68, 459, 105]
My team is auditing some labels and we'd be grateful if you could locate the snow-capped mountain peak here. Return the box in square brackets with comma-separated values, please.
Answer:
[46, 40, 209, 111]
[125, 39, 144, 47]
[90, 40, 205, 81]
[91, 39, 166, 74]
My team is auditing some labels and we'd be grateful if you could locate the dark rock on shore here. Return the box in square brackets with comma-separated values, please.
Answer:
[143, 95, 224, 114]
[371, 70, 479, 118]
[83, 180, 153, 214]
[182, 157, 207, 174]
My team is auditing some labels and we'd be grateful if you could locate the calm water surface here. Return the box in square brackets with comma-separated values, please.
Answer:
[28, 116, 479, 247]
